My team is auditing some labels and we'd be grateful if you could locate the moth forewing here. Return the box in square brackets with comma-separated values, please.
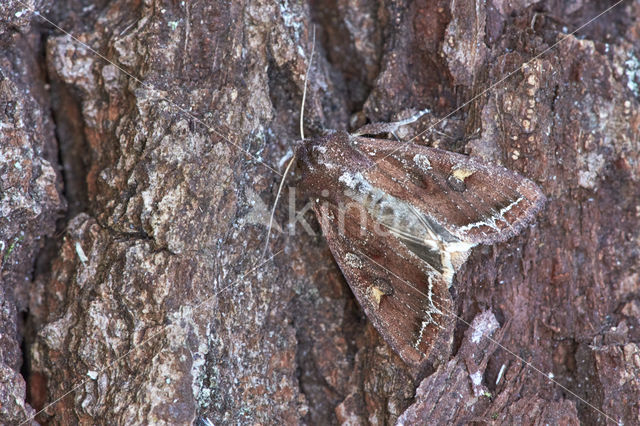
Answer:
[297, 128, 546, 369]
[311, 199, 455, 370]
[353, 137, 546, 244]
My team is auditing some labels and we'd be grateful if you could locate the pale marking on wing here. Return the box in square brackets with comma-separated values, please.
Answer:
[500, 195, 526, 217]
[376, 263, 449, 353]
[412, 153, 432, 171]
[440, 240, 476, 285]
[382, 204, 476, 350]
[413, 311, 449, 349]
[457, 196, 526, 233]
[369, 286, 385, 306]
[410, 274, 448, 350]
[414, 315, 450, 350]
[457, 174, 527, 237]
[344, 252, 364, 269]
[415, 321, 430, 350]
[451, 167, 475, 181]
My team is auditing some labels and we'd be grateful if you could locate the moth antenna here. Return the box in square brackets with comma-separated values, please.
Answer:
[262, 26, 316, 258]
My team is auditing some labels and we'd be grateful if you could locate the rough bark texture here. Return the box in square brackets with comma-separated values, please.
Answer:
[2, 0, 640, 424]
[1, 1, 65, 423]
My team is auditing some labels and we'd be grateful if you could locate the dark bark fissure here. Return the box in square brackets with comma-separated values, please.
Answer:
[50, 74, 90, 218]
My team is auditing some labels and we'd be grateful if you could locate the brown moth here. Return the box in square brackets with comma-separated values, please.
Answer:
[295, 121, 546, 370]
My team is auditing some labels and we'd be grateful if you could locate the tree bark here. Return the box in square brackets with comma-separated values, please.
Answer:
[2, 0, 639, 424]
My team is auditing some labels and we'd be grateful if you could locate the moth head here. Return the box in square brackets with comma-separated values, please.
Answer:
[295, 135, 322, 167]
[296, 131, 352, 173]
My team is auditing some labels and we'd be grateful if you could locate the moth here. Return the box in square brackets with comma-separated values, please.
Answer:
[294, 118, 546, 370]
